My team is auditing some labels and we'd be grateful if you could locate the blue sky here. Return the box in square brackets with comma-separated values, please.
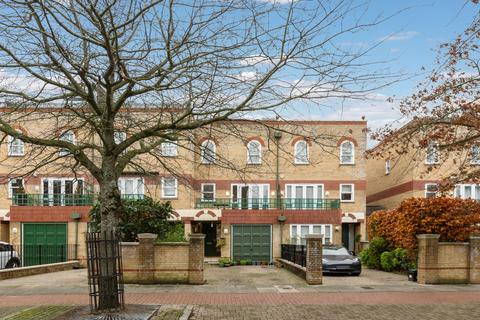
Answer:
[281, 0, 478, 133]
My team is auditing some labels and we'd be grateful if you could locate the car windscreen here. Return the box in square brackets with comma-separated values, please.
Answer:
[323, 247, 350, 256]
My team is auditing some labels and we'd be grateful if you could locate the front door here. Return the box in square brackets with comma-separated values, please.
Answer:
[342, 223, 355, 251]
[203, 222, 220, 257]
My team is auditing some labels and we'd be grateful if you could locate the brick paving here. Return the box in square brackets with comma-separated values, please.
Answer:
[0, 291, 480, 307]
[189, 304, 480, 320]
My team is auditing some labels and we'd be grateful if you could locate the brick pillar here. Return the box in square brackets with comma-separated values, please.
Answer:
[188, 233, 205, 284]
[417, 234, 440, 284]
[137, 233, 157, 284]
[469, 234, 480, 284]
[306, 234, 323, 285]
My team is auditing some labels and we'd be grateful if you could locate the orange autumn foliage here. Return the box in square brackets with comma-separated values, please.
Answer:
[367, 197, 480, 251]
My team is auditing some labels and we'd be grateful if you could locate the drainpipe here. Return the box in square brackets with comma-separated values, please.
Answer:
[273, 130, 287, 248]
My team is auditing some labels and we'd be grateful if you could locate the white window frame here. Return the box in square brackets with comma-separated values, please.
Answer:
[294, 140, 309, 164]
[201, 183, 216, 201]
[424, 183, 439, 198]
[118, 177, 144, 196]
[471, 145, 480, 165]
[454, 184, 480, 200]
[161, 140, 178, 157]
[114, 131, 127, 145]
[201, 140, 216, 164]
[41, 177, 85, 205]
[59, 130, 76, 156]
[231, 183, 270, 209]
[290, 224, 332, 245]
[161, 177, 178, 198]
[340, 141, 355, 165]
[8, 178, 24, 199]
[284, 184, 325, 209]
[7, 134, 24, 156]
[385, 159, 391, 175]
[246, 140, 262, 164]
[340, 183, 354, 202]
[425, 141, 440, 165]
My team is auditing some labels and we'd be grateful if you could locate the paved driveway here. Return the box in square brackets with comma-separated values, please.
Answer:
[0, 264, 479, 296]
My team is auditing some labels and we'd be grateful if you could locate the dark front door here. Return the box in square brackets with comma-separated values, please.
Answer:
[203, 222, 220, 257]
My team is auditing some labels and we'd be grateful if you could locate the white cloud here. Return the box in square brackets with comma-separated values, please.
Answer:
[239, 55, 280, 67]
[378, 31, 420, 42]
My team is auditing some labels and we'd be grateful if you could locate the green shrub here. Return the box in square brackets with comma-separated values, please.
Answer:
[380, 248, 410, 272]
[159, 222, 186, 242]
[359, 237, 390, 269]
[218, 257, 232, 267]
[89, 197, 174, 242]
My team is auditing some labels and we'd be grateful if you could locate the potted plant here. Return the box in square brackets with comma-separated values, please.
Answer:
[218, 257, 232, 267]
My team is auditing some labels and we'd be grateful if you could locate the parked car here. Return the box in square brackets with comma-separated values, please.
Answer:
[322, 245, 361, 276]
[0, 241, 21, 269]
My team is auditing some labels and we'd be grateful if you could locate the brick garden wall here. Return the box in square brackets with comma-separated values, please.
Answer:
[417, 234, 480, 284]
[121, 233, 205, 284]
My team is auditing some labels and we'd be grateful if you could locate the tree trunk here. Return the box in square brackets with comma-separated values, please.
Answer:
[96, 159, 123, 311]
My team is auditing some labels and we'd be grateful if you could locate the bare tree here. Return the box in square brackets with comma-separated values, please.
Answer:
[0, 0, 392, 310]
[371, 2, 480, 186]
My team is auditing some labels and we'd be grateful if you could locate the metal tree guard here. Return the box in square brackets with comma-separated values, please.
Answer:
[86, 231, 125, 313]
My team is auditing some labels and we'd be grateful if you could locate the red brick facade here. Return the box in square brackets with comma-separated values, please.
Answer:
[9, 206, 91, 222]
[221, 209, 341, 224]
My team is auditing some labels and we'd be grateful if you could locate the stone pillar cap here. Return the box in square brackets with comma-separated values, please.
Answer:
[306, 234, 324, 239]
[189, 233, 206, 239]
[416, 234, 440, 239]
[137, 233, 158, 239]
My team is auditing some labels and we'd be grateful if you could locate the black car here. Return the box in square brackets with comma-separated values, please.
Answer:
[322, 245, 361, 276]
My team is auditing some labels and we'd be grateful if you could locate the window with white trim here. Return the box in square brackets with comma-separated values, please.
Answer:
[8, 178, 24, 199]
[340, 184, 354, 202]
[118, 177, 144, 197]
[247, 140, 261, 164]
[385, 160, 391, 175]
[425, 141, 439, 164]
[161, 140, 178, 157]
[114, 131, 126, 145]
[231, 183, 269, 209]
[471, 145, 480, 165]
[340, 141, 355, 164]
[7, 134, 24, 156]
[162, 177, 177, 198]
[285, 184, 324, 209]
[201, 140, 216, 164]
[290, 224, 332, 245]
[294, 140, 308, 164]
[454, 184, 480, 200]
[425, 183, 439, 198]
[59, 130, 75, 156]
[201, 183, 215, 201]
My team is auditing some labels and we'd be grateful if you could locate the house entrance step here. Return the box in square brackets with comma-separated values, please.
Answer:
[204, 257, 220, 264]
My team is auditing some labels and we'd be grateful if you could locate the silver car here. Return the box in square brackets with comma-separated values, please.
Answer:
[0, 241, 21, 269]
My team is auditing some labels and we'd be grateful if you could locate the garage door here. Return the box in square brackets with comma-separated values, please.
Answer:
[23, 223, 67, 266]
[232, 224, 271, 262]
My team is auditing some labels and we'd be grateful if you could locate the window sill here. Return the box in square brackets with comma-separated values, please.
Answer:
[339, 163, 355, 166]
[7, 154, 24, 157]
[340, 200, 355, 203]
[294, 162, 309, 165]
[162, 196, 178, 200]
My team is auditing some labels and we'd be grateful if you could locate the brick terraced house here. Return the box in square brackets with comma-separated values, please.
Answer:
[0, 111, 367, 265]
[367, 133, 480, 212]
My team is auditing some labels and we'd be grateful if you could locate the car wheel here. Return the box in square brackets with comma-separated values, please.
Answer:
[5, 258, 21, 269]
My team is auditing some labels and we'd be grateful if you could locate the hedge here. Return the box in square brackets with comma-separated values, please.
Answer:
[367, 197, 480, 252]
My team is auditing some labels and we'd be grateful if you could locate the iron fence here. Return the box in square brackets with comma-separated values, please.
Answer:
[0, 243, 78, 269]
[86, 231, 124, 312]
[281, 244, 306, 267]
[12, 193, 145, 206]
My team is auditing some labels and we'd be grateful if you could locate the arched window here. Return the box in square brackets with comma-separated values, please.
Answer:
[425, 140, 439, 164]
[59, 130, 75, 156]
[471, 145, 480, 165]
[201, 140, 216, 164]
[340, 141, 354, 164]
[294, 140, 308, 164]
[7, 134, 24, 156]
[247, 140, 261, 164]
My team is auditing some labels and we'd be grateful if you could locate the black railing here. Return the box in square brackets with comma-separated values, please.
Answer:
[195, 198, 341, 210]
[12, 193, 144, 206]
[0, 244, 79, 268]
[281, 244, 306, 267]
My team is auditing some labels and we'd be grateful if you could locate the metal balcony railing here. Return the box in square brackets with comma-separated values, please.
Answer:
[12, 193, 145, 206]
[195, 198, 340, 210]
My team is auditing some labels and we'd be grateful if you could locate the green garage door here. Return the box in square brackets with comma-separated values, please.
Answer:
[23, 223, 67, 266]
[232, 224, 271, 262]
